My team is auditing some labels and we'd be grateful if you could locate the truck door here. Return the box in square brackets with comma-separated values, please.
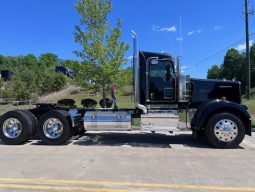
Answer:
[148, 59, 175, 102]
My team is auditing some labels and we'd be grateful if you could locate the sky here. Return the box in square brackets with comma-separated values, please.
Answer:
[0, 0, 254, 78]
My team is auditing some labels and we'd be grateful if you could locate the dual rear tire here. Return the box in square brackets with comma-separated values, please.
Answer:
[37, 110, 72, 145]
[0, 110, 33, 145]
[0, 110, 72, 145]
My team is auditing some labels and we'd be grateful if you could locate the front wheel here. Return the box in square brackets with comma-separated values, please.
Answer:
[206, 113, 245, 148]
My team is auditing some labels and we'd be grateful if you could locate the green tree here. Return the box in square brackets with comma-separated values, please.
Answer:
[39, 53, 59, 67]
[0, 55, 4, 70]
[19, 54, 38, 67]
[116, 68, 132, 93]
[0, 56, 19, 72]
[74, 0, 129, 107]
[207, 65, 221, 79]
[220, 48, 241, 80]
[207, 48, 249, 94]
[1, 76, 33, 101]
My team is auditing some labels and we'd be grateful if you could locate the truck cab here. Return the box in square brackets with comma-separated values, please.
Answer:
[132, 31, 251, 148]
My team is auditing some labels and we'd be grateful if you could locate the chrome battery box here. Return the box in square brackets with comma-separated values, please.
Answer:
[141, 111, 179, 131]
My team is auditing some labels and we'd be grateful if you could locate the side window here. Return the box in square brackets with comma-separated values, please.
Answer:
[149, 60, 174, 83]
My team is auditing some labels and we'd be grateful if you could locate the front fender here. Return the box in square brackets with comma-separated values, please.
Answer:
[190, 99, 251, 135]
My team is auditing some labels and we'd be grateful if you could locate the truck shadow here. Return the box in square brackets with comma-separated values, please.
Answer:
[0, 133, 245, 149]
[72, 132, 215, 149]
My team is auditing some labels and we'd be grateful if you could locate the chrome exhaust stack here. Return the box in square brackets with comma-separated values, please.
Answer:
[132, 31, 147, 114]
[176, 56, 190, 103]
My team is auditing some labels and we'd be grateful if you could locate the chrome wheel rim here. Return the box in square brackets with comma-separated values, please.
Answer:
[214, 119, 238, 142]
[3, 118, 22, 139]
[43, 118, 63, 139]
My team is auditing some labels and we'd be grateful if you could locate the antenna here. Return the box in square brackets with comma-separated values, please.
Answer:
[179, 16, 183, 57]
[177, 16, 183, 74]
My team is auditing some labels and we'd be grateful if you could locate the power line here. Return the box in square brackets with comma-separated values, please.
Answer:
[192, 32, 255, 67]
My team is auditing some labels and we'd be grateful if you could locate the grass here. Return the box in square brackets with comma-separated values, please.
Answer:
[0, 103, 33, 115]
[38, 86, 80, 103]
[0, 104, 11, 115]
[0, 87, 135, 115]
[252, 120, 255, 128]
[242, 99, 255, 128]
[132, 118, 141, 127]
[69, 91, 135, 109]
[243, 99, 255, 115]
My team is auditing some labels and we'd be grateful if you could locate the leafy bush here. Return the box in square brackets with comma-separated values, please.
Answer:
[52, 73, 67, 92]
[0, 66, 67, 101]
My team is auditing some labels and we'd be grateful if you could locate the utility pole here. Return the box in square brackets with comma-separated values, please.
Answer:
[245, 0, 251, 100]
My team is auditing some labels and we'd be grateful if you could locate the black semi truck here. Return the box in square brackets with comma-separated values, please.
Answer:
[0, 32, 251, 148]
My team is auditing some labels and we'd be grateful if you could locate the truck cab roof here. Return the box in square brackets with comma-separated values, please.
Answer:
[139, 51, 174, 62]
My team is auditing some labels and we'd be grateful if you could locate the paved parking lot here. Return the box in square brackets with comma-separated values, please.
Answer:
[0, 131, 255, 192]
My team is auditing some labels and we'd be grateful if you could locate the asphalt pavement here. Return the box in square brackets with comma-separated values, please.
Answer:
[0, 131, 255, 192]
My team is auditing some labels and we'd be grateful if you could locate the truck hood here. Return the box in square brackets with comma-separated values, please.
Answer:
[189, 78, 241, 108]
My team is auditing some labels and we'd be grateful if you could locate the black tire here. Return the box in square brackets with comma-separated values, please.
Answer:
[57, 99, 75, 107]
[81, 99, 97, 108]
[58, 110, 74, 139]
[205, 113, 245, 148]
[16, 110, 37, 136]
[99, 98, 113, 108]
[192, 129, 204, 140]
[38, 110, 72, 145]
[0, 111, 32, 145]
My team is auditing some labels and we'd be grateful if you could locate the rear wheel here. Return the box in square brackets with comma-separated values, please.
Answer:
[16, 110, 37, 136]
[206, 113, 245, 148]
[38, 110, 72, 145]
[0, 111, 32, 145]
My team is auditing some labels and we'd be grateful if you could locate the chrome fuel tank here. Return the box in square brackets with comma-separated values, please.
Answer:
[84, 111, 132, 131]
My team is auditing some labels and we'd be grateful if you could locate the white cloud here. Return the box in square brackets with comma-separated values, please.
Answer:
[235, 40, 254, 52]
[152, 24, 177, 32]
[181, 66, 188, 70]
[187, 31, 195, 36]
[152, 25, 159, 31]
[197, 29, 203, 33]
[180, 65, 189, 73]
[176, 37, 183, 42]
[187, 29, 203, 36]
[127, 55, 133, 60]
[214, 26, 223, 31]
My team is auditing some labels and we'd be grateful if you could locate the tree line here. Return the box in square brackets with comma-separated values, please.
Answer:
[0, 53, 132, 101]
[207, 43, 255, 95]
[0, 53, 68, 101]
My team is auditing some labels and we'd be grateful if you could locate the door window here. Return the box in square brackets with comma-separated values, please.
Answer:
[149, 59, 175, 101]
